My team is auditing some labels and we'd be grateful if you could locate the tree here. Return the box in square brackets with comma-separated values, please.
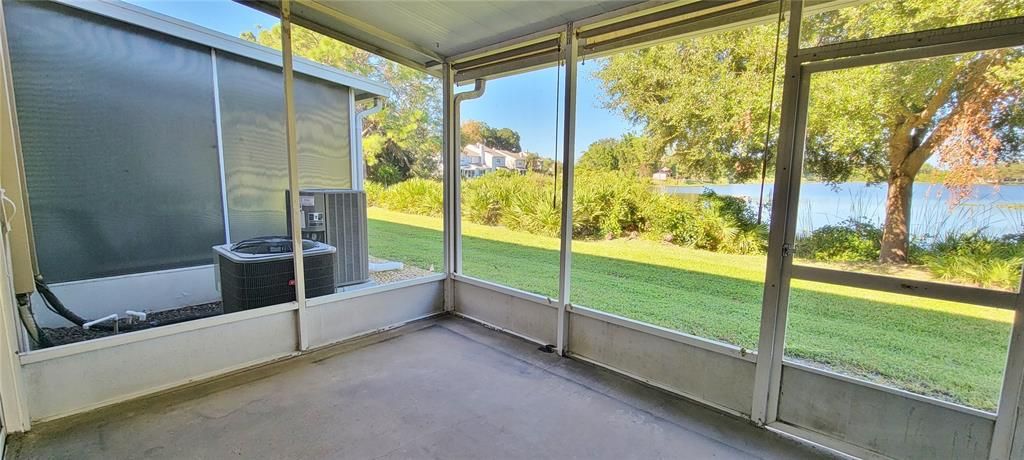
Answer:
[578, 138, 621, 171]
[577, 134, 660, 178]
[459, 120, 522, 152]
[242, 25, 441, 184]
[491, 127, 522, 153]
[597, 0, 1024, 263]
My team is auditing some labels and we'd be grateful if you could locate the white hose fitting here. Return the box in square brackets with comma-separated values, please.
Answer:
[83, 314, 118, 330]
[125, 310, 147, 322]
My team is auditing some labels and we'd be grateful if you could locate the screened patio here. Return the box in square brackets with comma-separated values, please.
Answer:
[0, 1, 1023, 459]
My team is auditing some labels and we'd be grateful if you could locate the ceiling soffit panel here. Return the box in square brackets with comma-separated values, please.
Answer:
[244, 0, 830, 82]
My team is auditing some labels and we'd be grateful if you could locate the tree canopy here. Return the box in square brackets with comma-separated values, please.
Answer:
[578, 134, 660, 178]
[596, 0, 1024, 262]
[460, 120, 522, 152]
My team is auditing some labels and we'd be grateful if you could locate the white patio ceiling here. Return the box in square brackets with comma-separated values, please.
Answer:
[241, 0, 793, 80]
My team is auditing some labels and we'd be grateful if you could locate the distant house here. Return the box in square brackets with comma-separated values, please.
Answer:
[652, 167, 672, 181]
[463, 143, 528, 174]
[435, 143, 532, 178]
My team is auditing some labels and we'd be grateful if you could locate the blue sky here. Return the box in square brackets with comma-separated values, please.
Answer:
[125, 0, 632, 159]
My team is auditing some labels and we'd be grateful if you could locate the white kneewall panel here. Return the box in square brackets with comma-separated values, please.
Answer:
[453, 278, 557, 346]
[21, 308, 297, 421]
[306, 279, 443, 348]
[777, 364, 994, 460]
[568, 311, 755, 416]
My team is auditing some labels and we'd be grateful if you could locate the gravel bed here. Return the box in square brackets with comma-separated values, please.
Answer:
[41, 302, 223, 347]
[39, 261, 437, 348]
[370, 265, 437, 284]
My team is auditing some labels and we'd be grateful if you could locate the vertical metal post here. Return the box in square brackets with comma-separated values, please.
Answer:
[0, 1, 31, 430]
[0, 232, 28, 432]
[556, 24, 578, 356]
[991, 278, 1024, 459]
[347, 88, 360, 190]
[281, 0, 308, 351]
[210, 49, 231, 244]
[442, 63, 456, 311]
[751, 0, 803, 425]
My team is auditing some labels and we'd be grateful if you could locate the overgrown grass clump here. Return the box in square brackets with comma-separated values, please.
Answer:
[367, 171, 767, 255]
[921, 233, 1024, 290]
[794, 218, 882, 262]
[365, 178, 442, 216]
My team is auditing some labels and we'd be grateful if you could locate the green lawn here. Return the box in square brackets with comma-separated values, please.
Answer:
[367, 207, 1014, 411]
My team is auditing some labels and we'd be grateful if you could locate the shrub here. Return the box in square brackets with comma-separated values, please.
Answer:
[368, 178, 443, 216]
[572, 170, 655, 238]
[365, 181, 385, 207]
[794, 218, 882, 262]
[462, 170, 532, 225]
[645, 189, 766, 254]
[370, 174, 769, 255]
[921, 232, 1024, 290]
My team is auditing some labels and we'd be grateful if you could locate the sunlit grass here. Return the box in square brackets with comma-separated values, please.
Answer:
[367, 207, 1013, 411]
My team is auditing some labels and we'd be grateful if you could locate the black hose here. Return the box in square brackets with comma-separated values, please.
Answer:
[34, 275, 89, 327]
[35, 275, 126, 332]
[34, 275, 220, 334]
[16, 295, 51, 348]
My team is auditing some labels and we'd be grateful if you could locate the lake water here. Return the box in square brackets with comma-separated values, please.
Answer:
[662, 183, 1024, 239]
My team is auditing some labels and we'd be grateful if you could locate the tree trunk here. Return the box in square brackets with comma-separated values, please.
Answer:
[880, 171, 914, 264]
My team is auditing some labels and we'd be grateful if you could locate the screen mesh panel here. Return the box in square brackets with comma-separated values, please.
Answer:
[5, 1, 224, 282]
[216, 52, 351, 243]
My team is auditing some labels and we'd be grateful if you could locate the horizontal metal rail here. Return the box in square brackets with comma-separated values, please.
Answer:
[578, 0, 768, 40]
[570, 304, 757, 362]
[797, 16, 1024, 63]
[581, 0, 778, 56]
[790, 265, 1017, 310]
[455, 49, 562, 83]
[452, 37, 561, 71]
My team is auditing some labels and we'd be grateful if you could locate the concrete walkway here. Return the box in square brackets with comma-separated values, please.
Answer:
[8, 317, 834, 459]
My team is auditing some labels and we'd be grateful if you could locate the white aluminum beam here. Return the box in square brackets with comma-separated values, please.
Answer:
[0, 0, 32, 432]
[797, 16, 1024, 63]
[452, 38, 562, 72]
[751, 0, 804, 426]
[556, 26, 578, 356]
[210, 49, 231, 244]
[442, 63, 455, 311]
[581, 1, 778, 56]
[991, 274, 1024, 459]
[455, 50, 562, 85]
[791, 265, 1018, 310]
[758, 3, 1024, 453]
[281, 0, 309, 351]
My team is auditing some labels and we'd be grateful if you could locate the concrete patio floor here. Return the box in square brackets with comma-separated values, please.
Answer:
[7, 316, 835, 459]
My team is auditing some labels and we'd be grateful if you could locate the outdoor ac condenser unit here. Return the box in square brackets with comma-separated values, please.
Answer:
[287, 189, 370, 287]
